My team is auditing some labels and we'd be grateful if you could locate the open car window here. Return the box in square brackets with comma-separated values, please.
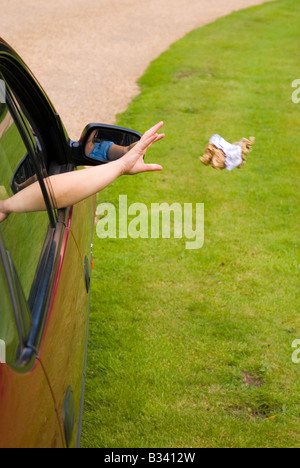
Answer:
[7, 82, 58, 220]
[0, 92, 51, 299]
[0, 252, 25, 366]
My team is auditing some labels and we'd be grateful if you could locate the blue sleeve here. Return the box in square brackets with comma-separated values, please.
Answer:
[88, 141, 115, 162]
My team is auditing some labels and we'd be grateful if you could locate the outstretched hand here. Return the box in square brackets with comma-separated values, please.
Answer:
[120, 121, 165, 175]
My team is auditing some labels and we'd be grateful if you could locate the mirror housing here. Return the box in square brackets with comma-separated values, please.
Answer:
[11, 153, 38, 194]
[70, 124, 142, 167]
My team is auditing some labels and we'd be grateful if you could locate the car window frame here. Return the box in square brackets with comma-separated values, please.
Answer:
[0, 232, 32, 369]
[3, 79, 57, 227]
[0, 76, 72, 371]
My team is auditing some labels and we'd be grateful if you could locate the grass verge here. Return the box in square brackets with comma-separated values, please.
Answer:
[82, 0, 300, 448]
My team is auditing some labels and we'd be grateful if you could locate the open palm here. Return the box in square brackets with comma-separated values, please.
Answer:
[121, 121, 165, 175]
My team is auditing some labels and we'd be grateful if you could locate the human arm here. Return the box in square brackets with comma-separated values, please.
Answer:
[107, 142, 137, 161]
[0, 122, 165, 222]
[85, 130, 137, 162]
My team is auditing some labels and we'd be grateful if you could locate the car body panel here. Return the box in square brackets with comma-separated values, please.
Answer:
[0, 361, 63, 448]
[0, 39, 95, 448]
[38, 199, 95, 448]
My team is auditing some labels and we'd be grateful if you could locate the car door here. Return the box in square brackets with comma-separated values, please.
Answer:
[0, 45, 94, 448]
[0, 80, 65, 448]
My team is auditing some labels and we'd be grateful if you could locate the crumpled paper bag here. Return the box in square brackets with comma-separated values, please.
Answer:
[200, 135, 255, 171]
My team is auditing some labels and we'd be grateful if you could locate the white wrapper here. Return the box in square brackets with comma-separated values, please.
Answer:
[209, 134, 242, 171]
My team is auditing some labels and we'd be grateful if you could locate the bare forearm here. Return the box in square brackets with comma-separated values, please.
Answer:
[5, 159, 123, 215]
[107, 142, 137, 161]
[50, 159, 123, 208]
[0, 121, 164, 221]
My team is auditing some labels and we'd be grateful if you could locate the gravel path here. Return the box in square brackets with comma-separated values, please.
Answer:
[1, 0, 271, 139]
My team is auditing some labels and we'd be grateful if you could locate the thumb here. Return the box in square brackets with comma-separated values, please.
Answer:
[141, 164, 163, 173]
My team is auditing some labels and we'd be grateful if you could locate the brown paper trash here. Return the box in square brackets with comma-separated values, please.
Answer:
[200, 137, 255, 170]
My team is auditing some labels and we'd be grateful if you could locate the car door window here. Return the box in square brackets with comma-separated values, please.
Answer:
[0, 257, 19, 365]
[0, 99, 51, 299]
[0, 247, 30, 367]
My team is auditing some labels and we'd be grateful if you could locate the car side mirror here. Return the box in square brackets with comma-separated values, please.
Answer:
[70, 124, 142, 167]
[11, 153, 38, 194]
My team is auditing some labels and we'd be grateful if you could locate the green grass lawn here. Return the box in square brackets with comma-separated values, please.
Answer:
[81, 0, 300, 448]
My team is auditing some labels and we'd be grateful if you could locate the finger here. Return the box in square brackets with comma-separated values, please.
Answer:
[153, 133, 165, 142]
[136, 133, 161, 153]
[138, 130, 165, 153]
[141, 134, 165, 161]
[0, 212, 8, 223]
[144, 121, 164, 137]
[141, 164, 163, 173]
[125, 122, 165, 166]
[141, 122, 164, 144]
